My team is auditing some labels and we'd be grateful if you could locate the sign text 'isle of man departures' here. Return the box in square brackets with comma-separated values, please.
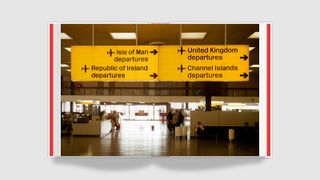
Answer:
[71, 45, 249, 82]
[71, 46, 159, 81]
[159, 45, 249, 82]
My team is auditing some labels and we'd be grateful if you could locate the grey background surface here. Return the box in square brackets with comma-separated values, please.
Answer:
[0, 0, 319, 179]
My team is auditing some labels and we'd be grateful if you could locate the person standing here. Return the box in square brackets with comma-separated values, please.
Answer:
[107, 110, 120, 131]
[178, 109, 184, 127]
[166, 109, 173, 130]
[114, 111, 120, 130]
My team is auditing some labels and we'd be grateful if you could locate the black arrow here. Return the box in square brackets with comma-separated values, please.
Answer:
[240, 55, 248, 60]
[150, 49, 158, 55]
[240, 73, 248, 79]
[150, 73, 158, 79]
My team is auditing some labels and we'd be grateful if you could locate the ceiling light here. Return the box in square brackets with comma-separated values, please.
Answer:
[61, 64, 69, 68]
[76, 100, 93, 104]
[66, 69, 71, 72]
[65, 47, 71, 52]
[249, 47, 255, 51]
[226, 103, 245, 106]
[76, 100, 99, 104]
[248, 32, 259, 39]
[149, 41, 166, 45]
[249, 69, 254, 72]
[110, 33, 136, 39]
[211, 101, 224, 105]
[61, 33, 72, 39]
[250, 64, 259, 68]
[181, 32, 207, 39]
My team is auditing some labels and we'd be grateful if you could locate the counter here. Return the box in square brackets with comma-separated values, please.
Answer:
[72, 116, 112, 137]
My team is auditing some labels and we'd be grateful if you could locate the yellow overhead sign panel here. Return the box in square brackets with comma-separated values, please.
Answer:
[71, 46, 159, 81]
[158, 45, 249, 81]
[71, 45, 249, 82]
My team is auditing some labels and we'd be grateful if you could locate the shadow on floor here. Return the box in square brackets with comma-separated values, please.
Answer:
[53, 157, 264, 171]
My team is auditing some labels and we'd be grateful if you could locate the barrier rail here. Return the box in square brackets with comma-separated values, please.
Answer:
[61, 86, 258, 96]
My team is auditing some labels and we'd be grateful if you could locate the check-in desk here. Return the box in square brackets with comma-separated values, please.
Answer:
[72, 116, 112, 137]
[190, 111, 259, 138]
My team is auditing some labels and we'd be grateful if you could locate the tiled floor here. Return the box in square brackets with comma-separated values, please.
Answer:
[61, 120, 259, 156]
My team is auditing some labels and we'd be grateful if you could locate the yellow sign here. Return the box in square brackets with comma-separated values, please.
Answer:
[71, 45, 249, 82]
[158, 45, 249, 81]
[71, 46, 159, 81]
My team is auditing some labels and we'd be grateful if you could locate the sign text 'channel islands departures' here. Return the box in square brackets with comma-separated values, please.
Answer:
[71, 45, 249, 82]
[158, 45, 249, 82]
[71, 46, 159, 81]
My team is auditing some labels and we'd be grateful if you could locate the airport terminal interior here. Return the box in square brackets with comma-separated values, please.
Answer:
[60, 24, 260, 156]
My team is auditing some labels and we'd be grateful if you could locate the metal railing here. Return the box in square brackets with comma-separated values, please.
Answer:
[61, 87, 259, 97]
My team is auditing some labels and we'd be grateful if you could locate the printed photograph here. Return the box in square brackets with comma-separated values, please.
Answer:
[59, 24, 260, 156]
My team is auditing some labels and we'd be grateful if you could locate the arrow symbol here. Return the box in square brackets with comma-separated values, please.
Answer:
[149, 73, 158, 79]
[240, 55, 248, 60]
[150, 49, 158, 55]
[240, 73, 248, 79]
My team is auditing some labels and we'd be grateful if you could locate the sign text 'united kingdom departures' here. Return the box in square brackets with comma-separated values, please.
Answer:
[158, 45, 249, 82]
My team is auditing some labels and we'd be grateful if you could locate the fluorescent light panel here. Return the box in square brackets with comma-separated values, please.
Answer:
[61, 64, 69, 68]
[211, 101, 224, 105]
[61, 33, 72, 39]
[181, 32, 207, 39]
[76, 100, 99, 104]
[226, 103, 245, 106]
[250, 64, 259, 68]
[110, 32, 136, 39]
[248, 32, 259, 39]
[65, 47, 71, 52]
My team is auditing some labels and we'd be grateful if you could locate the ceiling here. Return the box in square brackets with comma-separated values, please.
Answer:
[60, 24, 259, 77]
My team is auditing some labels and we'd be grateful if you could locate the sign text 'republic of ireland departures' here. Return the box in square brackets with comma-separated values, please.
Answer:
[71, 45, 249, 82]
[71, 46, 159, 81]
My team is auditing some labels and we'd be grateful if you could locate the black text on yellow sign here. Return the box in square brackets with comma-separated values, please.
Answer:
[158, 45, 249, 82]
[71, 46, 159, 81]
[71, 45, 249, 82]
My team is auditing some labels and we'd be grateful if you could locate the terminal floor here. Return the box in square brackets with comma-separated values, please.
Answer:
[61, 120, 259, 156]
